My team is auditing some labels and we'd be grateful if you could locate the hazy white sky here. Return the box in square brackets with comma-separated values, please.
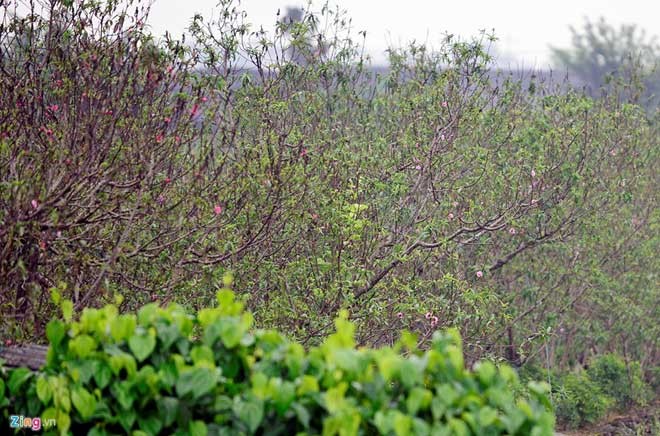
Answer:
[148, 0, 660, 67]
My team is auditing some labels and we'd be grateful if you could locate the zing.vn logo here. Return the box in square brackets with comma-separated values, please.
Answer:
[9, 415, 56, 431]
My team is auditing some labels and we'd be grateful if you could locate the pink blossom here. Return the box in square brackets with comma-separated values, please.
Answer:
[190, 104, 199, 116]
[509, 227, 516, 235]
[397, 312, 404, 319]
[425, 311, 432, 320]
[453, 201, 459, 207]
[48, 104, 59, 112]
[476, 270, 483, 278]
[214, 205, 223, 215]
[56, 231, 62, 238]
[201, 96, 208, 102]
[448, 213, 455, 220]
[609, 149, 617, 156]
[531, 169, 536, 178]
[300, 148, 308, 157]
[155, 134, 164, 143]
[440, 134, 446, 141]
[164, 177, 171, 184]
[103, 110, 113, 116]
[31, 199, 38, 209]
[430, 315, 439, 327]
[415, 165, 422, 170]
[164, 117, 171, 123]
[157, 195, 165, 205]
[441, 101, 448, 107]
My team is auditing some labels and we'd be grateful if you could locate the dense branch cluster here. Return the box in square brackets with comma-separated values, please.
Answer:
[1, 0, 657, 386]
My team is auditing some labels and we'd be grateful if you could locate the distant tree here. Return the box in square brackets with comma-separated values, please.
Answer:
[551, 17, 660, 111]
[277, 4, 327, 65]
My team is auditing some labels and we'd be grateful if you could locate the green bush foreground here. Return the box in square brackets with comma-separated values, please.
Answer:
[1, 284, 554, 435]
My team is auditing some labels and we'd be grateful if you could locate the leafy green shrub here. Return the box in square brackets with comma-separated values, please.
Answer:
[1, 286, 554, 435]
[586, 353, 651, 408]
[553, 372, 611, 429]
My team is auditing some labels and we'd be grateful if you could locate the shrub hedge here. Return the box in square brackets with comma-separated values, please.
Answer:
[1, 284, 554, 435]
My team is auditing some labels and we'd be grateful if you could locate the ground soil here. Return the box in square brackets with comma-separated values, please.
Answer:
[558, 401, 659, 435]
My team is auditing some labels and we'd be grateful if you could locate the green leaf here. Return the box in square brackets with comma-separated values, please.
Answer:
[61, 299, 74, 322]
[475, 361, 497, 386]
[219, 318, 243, 349]
[190, 345, 215, 365]
[157, 397, 179, 427]
[233, 397, 264, 433]
[273, 381, 296, 414]
[8, 368, 32, 395]
[292, 402, 310, 428]
[110, 380, 135, 410]
[189, 420, 208, 436]
[176, 367, 216, 399]
[72, 386, 97, 420]
[393, 411, 412, 436]
[118, 409, 137, 432]
[69, 334, 97, 358]
[36, 376, 52, 403]
[478, 406, 498, 427]
[111, 315, 137, 342]
[138, 415, 163, 435]
[129, 332, 156, 362]
[156, 322, 180, 349]
[46, 320, 66, 346]
[407, 387, 432, 415]
[296, 375, 319, 396]
[93, 361, 112, 389]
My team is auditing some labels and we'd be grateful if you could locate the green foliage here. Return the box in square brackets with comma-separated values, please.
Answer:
[551, 17, 660, 111]
[0, 2, 658, 431]
[0, 289, 555, 435]
[586, 353, 651, 408]
[553, 372, 611, 429]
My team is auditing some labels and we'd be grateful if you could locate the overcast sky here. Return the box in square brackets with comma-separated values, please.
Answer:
[148, 0, 660, 67]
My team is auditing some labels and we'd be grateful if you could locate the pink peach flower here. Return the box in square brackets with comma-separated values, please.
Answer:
[509, 227, 516, 235]
[448, 213, 455, 220]
[397, 312, 404, 319]
[476, 270, 483, 278]
[214, 205, 222, 215]
[425, 311, 432, 320]
[31, 199, 38, 209]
